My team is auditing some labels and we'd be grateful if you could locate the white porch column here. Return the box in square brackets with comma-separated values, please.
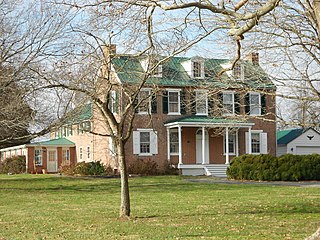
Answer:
[178, 125, 182, 165]
[248, 127, 252, 154]
[236, 129, 239, 157]
[167, 128, 171, 162]
[202, 126, 205, 164]
[225, 127, 229, 165]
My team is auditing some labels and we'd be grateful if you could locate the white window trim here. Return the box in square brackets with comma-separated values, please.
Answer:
[34, 148, 43, 166]
[223, 133, 236, 155]
[133, 129, 158, 156]
[249, 92, 261, 116]
[169, 129, 179, 156]
[62, 148, 70, 165]
[79, 147, 83, 161]
[222, 91, 235, 116]
[195, 90, 208, 116]
[109, 90, 118, 114]
[233, 63, 244, 81]
[167, 89, 181, 115]
[245, 130, 267, 155]
[138, 88, 152, 115]
[191, 60, 205, 79]
[86, 146, 91, 160]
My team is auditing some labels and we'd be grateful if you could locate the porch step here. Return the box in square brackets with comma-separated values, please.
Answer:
[205, 164, 229, 178]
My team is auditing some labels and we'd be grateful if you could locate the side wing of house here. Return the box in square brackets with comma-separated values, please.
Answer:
[287, 128, 320, 155]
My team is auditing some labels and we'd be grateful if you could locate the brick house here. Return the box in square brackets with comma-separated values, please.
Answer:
[0, 49, 277, 176]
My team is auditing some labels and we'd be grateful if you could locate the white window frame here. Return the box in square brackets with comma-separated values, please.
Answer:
[86, 146, 91, 160]
[62, 148, 70, 165]
[169, 129, 179, 155]
[34, 149, 43, 166]
[133, 129, 158, 156]
[109, 137, 116, 156]
[109, 90, 118, 114]
[233, 63, 244, 80]
[249, 92, 261, 116]
[79, 147, 83, 161]
[224, 133, 236, 155]
[251, 132, 261, 154]
[167, 89, 181, 115]
[222, 92, 235, 116]
[192, 61, 202, 78]
[195, 90, 208, 116]
[245, 130, 268, 155]
[138, 88, 151, 114]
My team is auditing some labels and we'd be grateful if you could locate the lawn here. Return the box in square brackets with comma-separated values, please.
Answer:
[0, 175, 319, 240]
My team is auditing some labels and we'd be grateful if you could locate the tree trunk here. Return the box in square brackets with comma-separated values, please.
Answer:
[117, 140, 130, 219]
[314, 0, 320, 35]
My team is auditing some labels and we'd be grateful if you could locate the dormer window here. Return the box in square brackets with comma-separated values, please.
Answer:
[192, 60, 204, 79]
[233, 63, 244, 80]
[193, 61, 202, 78]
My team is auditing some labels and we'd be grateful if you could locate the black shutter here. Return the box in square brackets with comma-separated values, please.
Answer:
[190, 91, 196, 115]
[261, 94, 266, 115]
[133, 97, 139, 113]
[234, 93, 240, 115]
[162, 91, 168, 114]
[151, 93, 157, 113]
[180, 90, 186, 114]
[208, 94, 214, 116]
[244, 93, 250, 115]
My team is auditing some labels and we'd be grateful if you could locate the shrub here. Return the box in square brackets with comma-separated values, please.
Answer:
[59, 161, 113, 176]
[227, 154, 320, 181]
[0, 156, 26, 174]
[128, 159, 160, 175]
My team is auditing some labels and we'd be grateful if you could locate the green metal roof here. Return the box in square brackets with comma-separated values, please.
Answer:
[277, 128, 304, 145]
[111, 55, 275, 89]
[28, 138, 75, 146]
[165, 115, 254, 126]
[65, 103, 92, 124]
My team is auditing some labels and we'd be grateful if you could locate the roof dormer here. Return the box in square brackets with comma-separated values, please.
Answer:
[182, 56, 205, 79]
[140, 55, 162, 77]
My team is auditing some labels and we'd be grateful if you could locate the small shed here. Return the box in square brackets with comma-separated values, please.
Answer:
[277, 128, 320, 156]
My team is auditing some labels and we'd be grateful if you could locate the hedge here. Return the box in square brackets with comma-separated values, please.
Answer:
[0, 156, 26, 174]
[227, 154, 320, 181]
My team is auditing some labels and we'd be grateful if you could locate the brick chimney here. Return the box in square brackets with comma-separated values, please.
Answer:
[245, 52, 259, 65]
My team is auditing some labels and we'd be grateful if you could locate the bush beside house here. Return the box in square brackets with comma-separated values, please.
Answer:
[0, 156, 26, 174]
[227, 154, 320, 181]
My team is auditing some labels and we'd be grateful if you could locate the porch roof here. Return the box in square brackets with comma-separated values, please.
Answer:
[27, 138, 75, 147]
[164, 116, 254, 128]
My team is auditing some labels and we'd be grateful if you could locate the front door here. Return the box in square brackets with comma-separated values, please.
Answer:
[47, 150, 57, 172]
[196, 129, 209, 164]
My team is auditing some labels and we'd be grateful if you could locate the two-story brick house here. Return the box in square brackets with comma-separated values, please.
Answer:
[0, 49, 276, 176]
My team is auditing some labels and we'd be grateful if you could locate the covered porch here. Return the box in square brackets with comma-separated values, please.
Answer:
[165, 116, 255, 176]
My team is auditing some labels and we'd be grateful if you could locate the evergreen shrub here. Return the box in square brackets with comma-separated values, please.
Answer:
[227, 154, 320, 181]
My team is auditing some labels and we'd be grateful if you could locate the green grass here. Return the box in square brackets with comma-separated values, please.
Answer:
[0, 175, 319, 239]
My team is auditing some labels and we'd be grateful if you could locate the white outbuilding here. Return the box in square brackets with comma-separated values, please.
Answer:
[277, 128, 320, 156]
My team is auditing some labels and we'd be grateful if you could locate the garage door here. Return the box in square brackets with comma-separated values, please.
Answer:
[296, 146, 320, 155]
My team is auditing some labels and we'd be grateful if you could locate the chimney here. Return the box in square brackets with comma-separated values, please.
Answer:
[103, 44, 117, 61]
[245, 52, 259, 65]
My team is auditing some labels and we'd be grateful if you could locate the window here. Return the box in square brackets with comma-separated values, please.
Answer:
[140, 132, 150, 154]
[62, 149, 70, 165]
[109, 90, 119, 114]
[224, 133, 236, 155]
[78, 121, 91, 134]
[251, 133, 260, 153]
[109, 138, 116, 156]
[86, 146, 90, 159]
[150, 58, 162, 77]
[233, 64, 244, 80]
[196, 91, 208, 115]
[35, 149, 43, 166]
[250, 92, 261, 115]
[245, 131, 268, 154]
[223, 92, 234, 115]
[138, 89, 151, 114]
[170, 130, 179, 154]
[133, 129, 158, 156]
[168, 90, 180, 114]
[193, 61, 202, 78]
[79, 147, 83, 161]
[0, 152, 4, 161]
